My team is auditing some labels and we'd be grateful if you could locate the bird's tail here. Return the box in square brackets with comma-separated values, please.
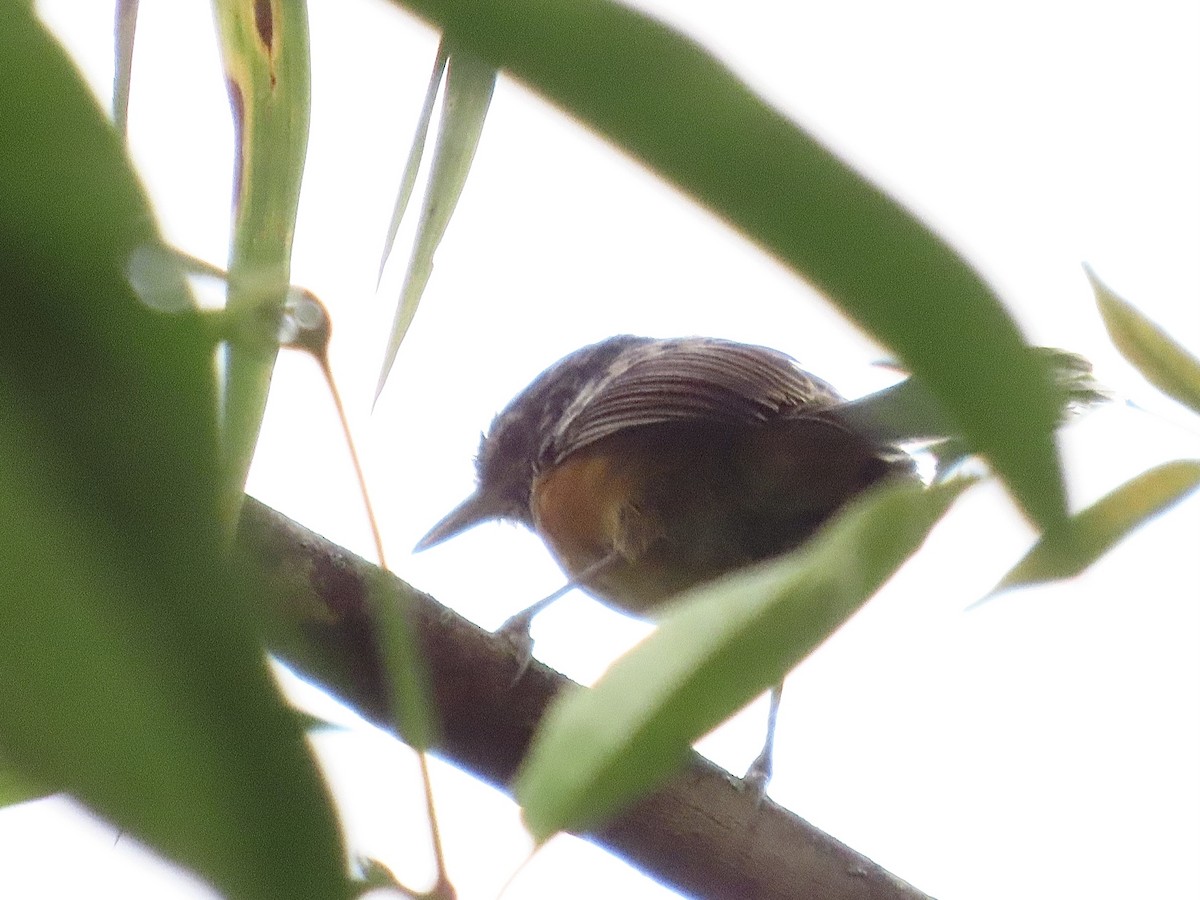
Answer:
[836, 348, 1110, 477]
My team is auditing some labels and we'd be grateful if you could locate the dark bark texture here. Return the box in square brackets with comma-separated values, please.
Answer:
[237, 498, 934, 900]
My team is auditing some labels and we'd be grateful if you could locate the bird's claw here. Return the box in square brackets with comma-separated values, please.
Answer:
[496, 610, 537, 684]
[742, 751, 772, 805]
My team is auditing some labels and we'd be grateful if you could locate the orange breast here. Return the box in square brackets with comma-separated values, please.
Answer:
[528, 418, 910, 617]
[531, 447, 632, 579]
[531, 439, 691, 614]
[528, 430, 736, 615]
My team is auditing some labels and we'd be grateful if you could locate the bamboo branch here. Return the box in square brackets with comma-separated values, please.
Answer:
[237, 498, 934, 900]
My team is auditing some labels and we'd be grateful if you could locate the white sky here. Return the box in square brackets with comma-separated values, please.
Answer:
[9, 1, 1200, 898]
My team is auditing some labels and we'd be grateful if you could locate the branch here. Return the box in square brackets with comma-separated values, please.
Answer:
[237, 498, 934, 900]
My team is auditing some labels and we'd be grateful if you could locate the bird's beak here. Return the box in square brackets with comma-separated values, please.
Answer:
[413, 489, 504, 552]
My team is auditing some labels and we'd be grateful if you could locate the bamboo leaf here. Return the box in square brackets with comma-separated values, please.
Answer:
[369, 568, 439, 751]
[0, 759, 49, 811]
[986, 460, 1200, 597]
[377, 41, 449, 286]
[1090, 267, 1200, 415]
[0, 10, 346, 898]
[112, 0, 139, 133]
[375, 45, 496, 401]
[515, 477, 974, 840]
[387, 0, 1066, 528]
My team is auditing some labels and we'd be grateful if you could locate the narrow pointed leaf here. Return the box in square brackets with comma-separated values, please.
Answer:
[369, 568, 439, 751]
[377, 41, 449, 286]
[388, 0, 1066, 528]
[375, 47, 496, 401]
[987, 460, 1200, 597]
[112, 0, 139, 133]
[1090, 268, 1200, 415]
[515, 477, 974, 840]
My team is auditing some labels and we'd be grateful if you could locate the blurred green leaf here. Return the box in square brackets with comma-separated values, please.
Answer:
[212, 0, 312, 525]
[1090, 267, 1200, 416]
[986, 460, 1200, 597]
[357, 857, 405, 891]
[839, 346, 1108, 448]
[0, 759, 50, 810]
[369, 568, 439, 751]
[389, 0, 1066, 527]
[375, 44, 496, 401]
[0, 9, 345, 898]
[515, 477, 974, 840]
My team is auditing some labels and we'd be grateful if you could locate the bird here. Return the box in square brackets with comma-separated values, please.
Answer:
[413, 335, 1103, 789]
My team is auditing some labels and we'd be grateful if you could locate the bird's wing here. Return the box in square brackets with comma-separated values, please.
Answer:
[546, 337, 843, 464]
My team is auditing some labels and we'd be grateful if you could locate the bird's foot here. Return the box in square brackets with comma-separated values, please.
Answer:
[496, 608, 538, 684]
[742, 750, 772, 805]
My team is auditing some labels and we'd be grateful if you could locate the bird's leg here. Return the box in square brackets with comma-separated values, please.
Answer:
[498, 552, 619, 681]
[743, 682, 783, 799]
[495, 584, 571, 667]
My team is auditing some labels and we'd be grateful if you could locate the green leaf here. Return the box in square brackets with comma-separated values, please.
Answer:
[212, 0, 312, 526]
[368, 567, 439, 751]
[375, 45, 496, 401]
[1090, 267, 1200, 416]
[839, 346, 1108, 446]
[0, 10, 346, 898]
[376, 40, 448, 286]
[515, 477, 974, 841]
[0, 758, 50, 811]
[986, 460, 1200, 597]
[388, 0, 1066, 528]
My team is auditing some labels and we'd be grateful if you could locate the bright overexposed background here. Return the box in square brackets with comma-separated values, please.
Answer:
[8, 1, 1199, 898]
